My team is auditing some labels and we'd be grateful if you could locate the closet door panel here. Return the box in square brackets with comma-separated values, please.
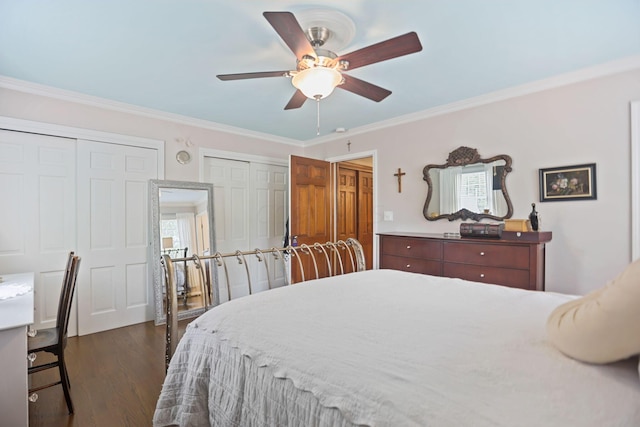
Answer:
[0, 130, 77, 332]
[251, 163, 288, 292]
[203, 157, 288, 299]
[203, 157, 250, 301]
[76, 140, 158, 335]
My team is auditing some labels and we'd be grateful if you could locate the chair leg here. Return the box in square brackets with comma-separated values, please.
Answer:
[62, 362, 71, 389]
[58, 354, 74, 414]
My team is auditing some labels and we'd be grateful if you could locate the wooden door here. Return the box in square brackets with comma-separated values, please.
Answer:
[195, 211, 210, 255]
[335, 162, 374, 271]
[358, 171, 374, 270]
[289, 155, 332, 282]
[337, 167, 358, 242]
[76, 140, 158, 335]
[336, 166, 358, 273]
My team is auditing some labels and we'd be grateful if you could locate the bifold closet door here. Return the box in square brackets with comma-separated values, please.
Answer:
[250, 162, 288, 291]
[76, 140, 158, 335]
[202, 157, 288, 300]
[203, 157, 251, 301]
[0, 130, 77, 334]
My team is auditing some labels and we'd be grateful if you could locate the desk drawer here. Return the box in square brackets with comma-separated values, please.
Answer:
[443, 242, 529, 269]
[381, 255, 442, 276]
[381, 236, 442, 260]
[443, 262, 530, 289]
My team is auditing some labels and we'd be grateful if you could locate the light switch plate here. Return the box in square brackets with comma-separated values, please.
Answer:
[383, 211, 394, 221]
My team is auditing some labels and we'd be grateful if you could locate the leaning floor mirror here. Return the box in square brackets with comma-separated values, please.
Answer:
[149, 180, 216, 325]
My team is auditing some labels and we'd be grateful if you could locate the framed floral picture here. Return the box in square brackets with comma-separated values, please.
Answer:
[539, 163, 597, 202]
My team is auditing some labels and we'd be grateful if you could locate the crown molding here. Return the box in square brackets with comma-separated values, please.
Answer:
[302, 55, 640, 147]
[2, 54, 639, 149]
[0, 75, 303, 147]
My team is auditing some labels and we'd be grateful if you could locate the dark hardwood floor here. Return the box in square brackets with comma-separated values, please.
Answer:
[28, 320, 190, 427]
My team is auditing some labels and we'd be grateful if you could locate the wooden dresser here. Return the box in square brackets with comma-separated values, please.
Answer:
[378, 231, 552, 291]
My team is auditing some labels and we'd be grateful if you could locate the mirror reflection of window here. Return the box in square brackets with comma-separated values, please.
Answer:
[459, 167, 489, 213]
[161, 218, 180, 249]
[437, 162, 503, 216]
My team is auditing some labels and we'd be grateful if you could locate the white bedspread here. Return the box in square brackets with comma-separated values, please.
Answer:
[154, 269, 640, 426]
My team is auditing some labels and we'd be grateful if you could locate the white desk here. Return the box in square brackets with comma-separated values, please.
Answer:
[0, 272, 34, 427]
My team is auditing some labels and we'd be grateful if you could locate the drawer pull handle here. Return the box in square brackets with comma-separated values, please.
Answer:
[406, 245, 411, 249]
[480, 252, 485, 256]
[480, 273, 485, 278]
[406, 264, 411, 268]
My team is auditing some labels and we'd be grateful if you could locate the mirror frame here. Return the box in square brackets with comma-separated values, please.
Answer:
[149, 179, 217, 325]
[422, 146, 514, 222]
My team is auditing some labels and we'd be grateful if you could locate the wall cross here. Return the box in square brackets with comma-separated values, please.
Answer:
[394, 168, 406, 193]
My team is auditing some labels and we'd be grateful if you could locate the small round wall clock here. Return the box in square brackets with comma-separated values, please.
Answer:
[176, 150, 192, 165]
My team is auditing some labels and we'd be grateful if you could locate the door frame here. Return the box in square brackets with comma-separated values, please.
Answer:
[326, 150, 378, 269]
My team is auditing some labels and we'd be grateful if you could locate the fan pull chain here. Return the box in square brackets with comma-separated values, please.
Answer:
[315, 95, 321, 136]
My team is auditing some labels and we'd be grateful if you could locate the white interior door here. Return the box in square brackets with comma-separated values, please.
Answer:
[0, 130, 78, 334]
[250, 163, 288, 291]
[203, 157, 250, 253]
[203, 157, 250, 301]
[203, 157, 288, 299]
[76, 139, 158, 335]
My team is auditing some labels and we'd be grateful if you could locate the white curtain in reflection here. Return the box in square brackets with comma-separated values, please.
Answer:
[484, 164, 498, 215]
[440, 167, 461, 214]
[176, 213, 196, 253]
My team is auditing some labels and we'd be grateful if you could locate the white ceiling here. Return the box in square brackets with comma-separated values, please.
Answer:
[1, 1, 639, 143]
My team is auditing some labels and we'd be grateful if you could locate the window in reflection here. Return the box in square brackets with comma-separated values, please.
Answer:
[439, 164, 507, 216]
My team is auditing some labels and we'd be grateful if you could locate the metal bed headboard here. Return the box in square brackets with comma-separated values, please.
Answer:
[161, 238, 365, 370]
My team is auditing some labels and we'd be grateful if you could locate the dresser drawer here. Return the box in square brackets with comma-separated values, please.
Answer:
[443, 242, 529, 269]
[381, 236, 442, 260]
[443, 262, 530, 289]
[381, 255, 442, 276]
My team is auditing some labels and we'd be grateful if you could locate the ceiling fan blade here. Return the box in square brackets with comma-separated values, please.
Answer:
[339, 75, 392, 102]
[336, 32, 423, 71]
[217, 71, 289, 81]
[284, 89, 307, 110]
[263, 11, 316, 60]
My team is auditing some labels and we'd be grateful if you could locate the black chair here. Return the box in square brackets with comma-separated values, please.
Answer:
[27, 253, 81, 414]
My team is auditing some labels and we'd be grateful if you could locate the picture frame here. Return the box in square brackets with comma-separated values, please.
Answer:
[539, 163, 597, 202]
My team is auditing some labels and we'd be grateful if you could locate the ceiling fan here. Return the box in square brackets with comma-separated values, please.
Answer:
[216, 11, 423, 110]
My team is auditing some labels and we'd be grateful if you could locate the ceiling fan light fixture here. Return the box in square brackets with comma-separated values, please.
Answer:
[292, 67, 342, 100]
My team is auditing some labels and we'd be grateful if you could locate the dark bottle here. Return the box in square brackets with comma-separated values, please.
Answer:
[529, 203, 539, 231]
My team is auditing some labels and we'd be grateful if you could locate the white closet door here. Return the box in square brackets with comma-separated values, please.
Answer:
[0, 130, 77, 333]
[203, 157, 250, 253]
[251, 163, 288, 291]
[76, 140, 158, 335]
[203, 157, 250, 301]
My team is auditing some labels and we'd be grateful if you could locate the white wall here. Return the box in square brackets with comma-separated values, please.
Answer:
[305, 69, 640, 295]
[2, 69, 639, 296]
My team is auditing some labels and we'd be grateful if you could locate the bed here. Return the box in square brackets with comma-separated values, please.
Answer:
[153, 267, 640, 426]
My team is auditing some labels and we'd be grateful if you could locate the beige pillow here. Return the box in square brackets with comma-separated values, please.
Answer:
[547, 258, 640, 364]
